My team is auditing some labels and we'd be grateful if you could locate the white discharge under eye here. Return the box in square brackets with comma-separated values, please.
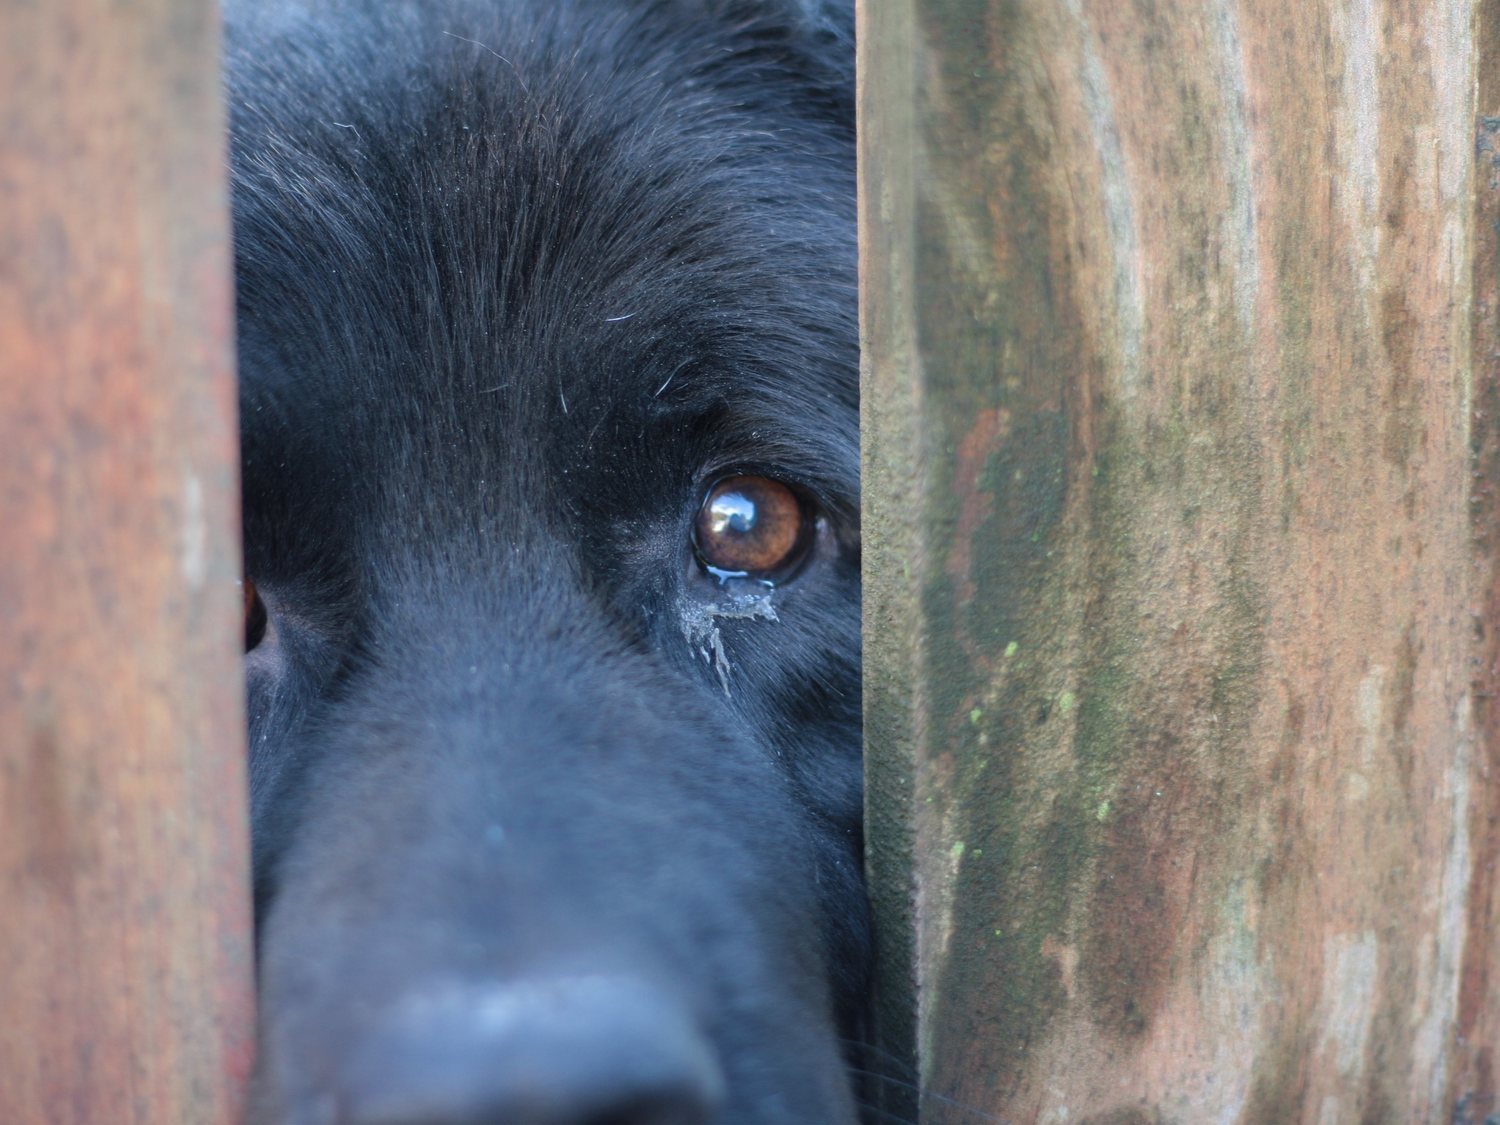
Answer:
[679, 593, 778, 696]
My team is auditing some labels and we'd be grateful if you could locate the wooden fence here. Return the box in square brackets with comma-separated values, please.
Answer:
[5, 0, 1499, 1120]
[0, 1, 253, 1121]
[862, 0, 1500, 1119]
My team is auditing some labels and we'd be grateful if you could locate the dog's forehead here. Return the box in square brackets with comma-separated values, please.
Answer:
[230, 1, 857, 565]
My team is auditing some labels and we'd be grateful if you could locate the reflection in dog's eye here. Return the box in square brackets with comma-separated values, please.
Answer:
[244, 578, 268, 653]
[694, 475, 812, 581]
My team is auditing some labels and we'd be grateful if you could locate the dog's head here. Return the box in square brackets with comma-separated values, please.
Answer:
[229, 1, 864, 1121]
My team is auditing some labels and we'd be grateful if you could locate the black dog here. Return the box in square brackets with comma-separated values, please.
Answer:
[228, 1, 865, 1121]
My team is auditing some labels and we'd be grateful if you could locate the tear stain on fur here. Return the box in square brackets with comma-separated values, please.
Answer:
[679, 593, 778, 695]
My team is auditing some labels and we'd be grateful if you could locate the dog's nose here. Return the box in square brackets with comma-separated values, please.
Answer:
[334, 975, 724, 1125]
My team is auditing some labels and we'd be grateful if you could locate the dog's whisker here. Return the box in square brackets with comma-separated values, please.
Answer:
[845, 1058, 1008, 1123]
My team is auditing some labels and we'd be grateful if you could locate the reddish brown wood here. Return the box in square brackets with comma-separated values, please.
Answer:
[0, 1, 254, 1121]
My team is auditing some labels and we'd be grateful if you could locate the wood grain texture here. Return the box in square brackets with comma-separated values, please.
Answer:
[0, 1, 254, 1121]
[860, 0, 1491, 1118]
[1456, 2, 1500, 1118]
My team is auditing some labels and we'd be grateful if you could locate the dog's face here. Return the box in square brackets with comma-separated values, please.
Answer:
[229, 2, 864, 1121]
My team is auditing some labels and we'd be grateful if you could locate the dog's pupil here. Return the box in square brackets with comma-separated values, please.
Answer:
[710, 491, 758, 535]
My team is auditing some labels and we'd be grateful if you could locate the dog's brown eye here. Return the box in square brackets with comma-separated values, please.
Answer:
[694, 475, 811, 579]
[244, 578, 268, 652]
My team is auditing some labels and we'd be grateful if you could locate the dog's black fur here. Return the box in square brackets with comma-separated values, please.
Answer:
[227, 1, 864, 1121]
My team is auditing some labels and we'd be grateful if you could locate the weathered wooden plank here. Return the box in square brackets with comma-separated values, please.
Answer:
[858, 0, 923, 1115]
[0, 1, 254, 1121]
[1456, 2, 1500, 1118]
[861, 0, 1492, 1118]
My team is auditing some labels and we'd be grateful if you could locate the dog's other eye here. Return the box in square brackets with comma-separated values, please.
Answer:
[244, 578, 268, 652]
[694, 475, 813, 581]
